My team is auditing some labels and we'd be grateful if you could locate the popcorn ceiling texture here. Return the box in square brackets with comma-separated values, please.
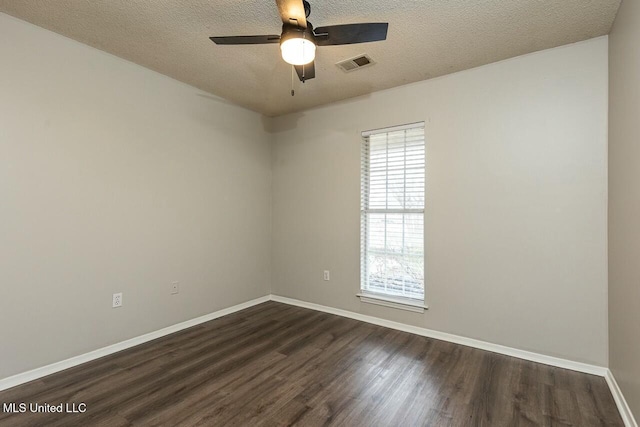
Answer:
[0, 0, 621, 116]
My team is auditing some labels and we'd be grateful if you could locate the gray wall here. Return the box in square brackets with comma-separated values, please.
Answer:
[271, 37, 609, 366]
[0, 14, 272, 379]
[609, 0, 640, 419]
[0, 10, 615, 384]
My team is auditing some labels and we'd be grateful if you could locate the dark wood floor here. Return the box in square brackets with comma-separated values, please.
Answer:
[0, 302, 623, 426]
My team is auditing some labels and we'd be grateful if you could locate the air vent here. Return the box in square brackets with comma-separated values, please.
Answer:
[336, 54, 375, 72]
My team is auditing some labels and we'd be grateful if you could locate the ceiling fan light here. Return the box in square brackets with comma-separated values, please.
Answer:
[280, 37, 316, 65]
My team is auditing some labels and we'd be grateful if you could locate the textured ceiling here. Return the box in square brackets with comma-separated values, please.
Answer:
[0, 0, 621, 116]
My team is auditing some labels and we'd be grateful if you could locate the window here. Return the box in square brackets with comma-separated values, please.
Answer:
[359, 122, 426, 311]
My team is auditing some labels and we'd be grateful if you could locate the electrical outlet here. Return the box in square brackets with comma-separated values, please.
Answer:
[171, 281, 179, 295]
[323, 270, 330, 281]
[112, 292, 122, 308]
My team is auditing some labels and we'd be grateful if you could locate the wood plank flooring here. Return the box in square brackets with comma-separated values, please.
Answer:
[0, 302, 623, 426]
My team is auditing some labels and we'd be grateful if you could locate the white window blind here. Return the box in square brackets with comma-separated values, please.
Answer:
[360, 122, 425, 301]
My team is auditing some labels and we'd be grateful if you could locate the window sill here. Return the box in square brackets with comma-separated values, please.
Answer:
[356, 292, 428, 313]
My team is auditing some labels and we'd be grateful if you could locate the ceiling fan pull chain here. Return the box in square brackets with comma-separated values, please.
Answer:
[291, 65, 295, 96]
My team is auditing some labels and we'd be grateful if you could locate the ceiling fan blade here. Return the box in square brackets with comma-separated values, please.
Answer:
[314, 23, 388, 46]
[276, 0, 307, 28]
[210, 35, 281, 45]
[294, 61, 315, 82]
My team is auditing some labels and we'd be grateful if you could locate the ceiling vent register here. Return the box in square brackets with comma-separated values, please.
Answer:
[336, 54, 374, 72]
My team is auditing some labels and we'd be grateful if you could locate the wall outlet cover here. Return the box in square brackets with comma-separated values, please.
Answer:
[112, 292, 123, 308]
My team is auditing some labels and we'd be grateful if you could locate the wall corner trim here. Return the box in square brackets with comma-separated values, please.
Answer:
[0, 295, 271, 392]
[605, 369, 639, 427]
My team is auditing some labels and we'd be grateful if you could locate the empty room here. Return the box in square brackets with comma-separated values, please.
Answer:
[0, 0, 638, 425]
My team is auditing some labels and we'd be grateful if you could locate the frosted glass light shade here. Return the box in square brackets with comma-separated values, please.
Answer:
[280, 38, 316, 65]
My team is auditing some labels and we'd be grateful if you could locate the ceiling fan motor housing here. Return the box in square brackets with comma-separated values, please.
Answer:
[280, 22, 315, 45]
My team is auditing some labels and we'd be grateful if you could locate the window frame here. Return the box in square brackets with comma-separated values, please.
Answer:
[358, 122, 427, 313]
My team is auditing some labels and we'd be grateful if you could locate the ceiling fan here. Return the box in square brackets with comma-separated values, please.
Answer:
[210, 0, 388, 84]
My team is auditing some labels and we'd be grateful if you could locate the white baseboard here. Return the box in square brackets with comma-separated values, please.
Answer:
[0, 295, 270, 392]
[270, 295, 607, 377]
[272, 295, 640, 425]
[605, 369, 639, 427]
[1, 293, 635, 427]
